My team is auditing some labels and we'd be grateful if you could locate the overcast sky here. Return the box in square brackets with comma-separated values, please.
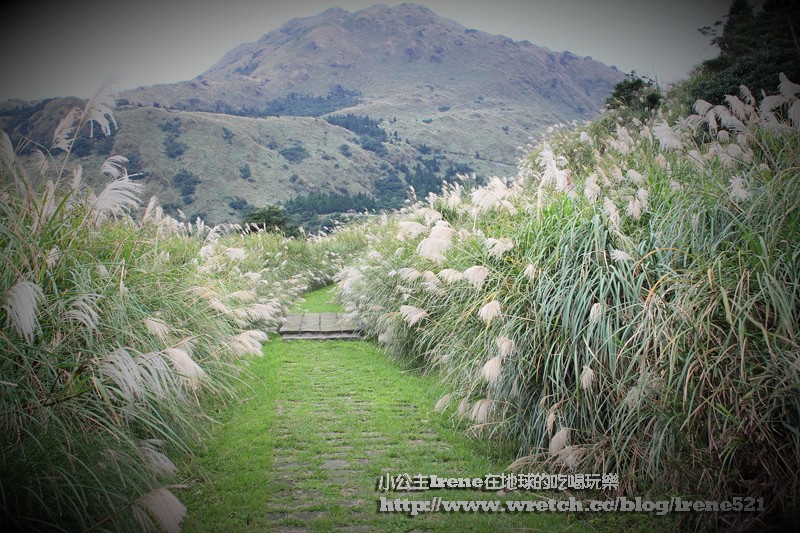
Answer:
[0, 0, 741, 101]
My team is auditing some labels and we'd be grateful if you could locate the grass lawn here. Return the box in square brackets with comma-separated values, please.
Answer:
[178, 286, 671, 532]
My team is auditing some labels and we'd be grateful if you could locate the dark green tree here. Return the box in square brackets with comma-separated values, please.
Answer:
[242, 205, 300, 237]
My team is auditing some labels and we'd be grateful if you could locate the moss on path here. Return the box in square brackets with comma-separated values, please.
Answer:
[179, 287, 576, 532]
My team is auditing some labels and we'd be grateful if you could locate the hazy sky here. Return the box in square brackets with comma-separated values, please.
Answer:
[1, 0, 740, 101]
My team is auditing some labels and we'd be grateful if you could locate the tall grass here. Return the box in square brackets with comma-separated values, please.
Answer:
[338, 77, 800, 529]
[0, 86, 365, 531]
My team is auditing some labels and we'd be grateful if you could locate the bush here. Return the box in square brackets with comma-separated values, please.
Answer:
[337, 78, 800, 530]
[279, 145, 309, 163]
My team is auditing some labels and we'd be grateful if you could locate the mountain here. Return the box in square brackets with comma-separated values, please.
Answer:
[4, 4, 625, 225]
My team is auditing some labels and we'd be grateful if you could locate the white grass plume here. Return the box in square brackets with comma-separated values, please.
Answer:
[729, 175, 751, 201]
[549, 427, 570, 455]
[469, 398, 492, 423]
[428, 224, 456, 240]
[52, 106, 81, 152]
[93, 177, 141, 219]
[462, 265, 488, 289]
[437, 269, 463, 284]
[653, 121, 683, 150]
[485, 238, 514, 258]
[100, 347, 144, 402]
[397, 221, 427, 240]
[478, 300, 502, 325]
[417, 237, 450, 263]
[481, 355, 503, 384]
[434, 393, 452, 412]
[496, 336, 514, 358]
[610, 249, 633, 262]
[139, 439, 178, 475]
[580, 365, 596, 390]
[163, 346, 206, 385]
[133, 487, 186, 533]
[230, 330, 269, 356]
[143, 317, 171, 341]
[2, 279, 44, 343]
[399, 305, 429, 326]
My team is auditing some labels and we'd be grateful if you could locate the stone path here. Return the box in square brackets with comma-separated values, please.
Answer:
[259, 340, 556, 532]
[279, 313, 361, 340]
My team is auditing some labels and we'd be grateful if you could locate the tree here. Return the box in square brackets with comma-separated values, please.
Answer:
[242, 205, 300, 237]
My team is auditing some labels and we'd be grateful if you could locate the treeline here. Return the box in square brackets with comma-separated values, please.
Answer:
[241, 86, 361, 117]
[684, 0, 800, 105]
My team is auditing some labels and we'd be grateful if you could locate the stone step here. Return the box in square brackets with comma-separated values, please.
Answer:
[279, 313, 361, 340]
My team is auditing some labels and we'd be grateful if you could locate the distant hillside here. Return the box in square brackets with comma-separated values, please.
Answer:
[2, 3, 625, 225]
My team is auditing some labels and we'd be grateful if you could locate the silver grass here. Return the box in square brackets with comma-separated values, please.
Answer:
[546, 406, 557, 436]
[740, 84, 756, 106]
[789, 100, 800, 130]
[100, 347, 144, 402]
[0, 130, 15, 170]
[415, 206, 443, 225]
[45, 246, 60, 269]
[626, 169, 644, 185]
[2, 279, 44, 343]
[610, 249, 633, 262]
[31, 149, 49, 176]
[133, 487, 186, 533]
[761, 94, 790, 114]
[549, 427, 570, 455]
[438, 268, 463, 284]
[523, 264, 539, 282]
[729, 175, 751, 201]
[589, 302, 603, 323]
[224, 247, 246, 260]
[428, 224, 456, 241]
[580, 365, 596, 390]
[241, 271, 261, 283]
[397, 267, 422, 282]
[417, 237, 450, 263]
[434, 393, 452, 412]
[485, 237, 514, 258]
[136, 351, 177, 400]
[462, 265, 488, 289]
[626, 196, 643, 220]
[52, 106, 81, 151]
[602, 197, 620, 227]
[143, 317, 171, 341]
[724, 94, 752, 122]
[584, 173, 601, 202]
[496, 336, 514, 357]
[399, 305, 429, 326]
[81, 82, 118, 137]
[65, 294, 100, 335]
[139, 440, 178, 475]
[779, 72, 800, 97]
[100, 155, 129, 179]
[554, 445, 583, 470]
[694, 99, 713, 117]
[163, 347, 206, 385]
[478, 300, 502, 325]
[227, 290, 257, 303]
[230, 330, 269, 356]
[396, 220, 427, 240]
[469, 398, 492, 423]
[93, 177, 141, 219]
[481, 355, 503, 384]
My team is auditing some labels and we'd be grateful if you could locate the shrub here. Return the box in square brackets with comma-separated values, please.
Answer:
[338, 76, 800, 530]
[279, 145, 309, 163]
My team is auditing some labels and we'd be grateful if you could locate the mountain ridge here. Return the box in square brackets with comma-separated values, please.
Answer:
[3, 3, 626, 225]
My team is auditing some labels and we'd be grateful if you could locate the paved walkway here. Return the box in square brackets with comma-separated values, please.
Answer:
[279, 313, 361, 340]
[258, 340, 560, 532]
